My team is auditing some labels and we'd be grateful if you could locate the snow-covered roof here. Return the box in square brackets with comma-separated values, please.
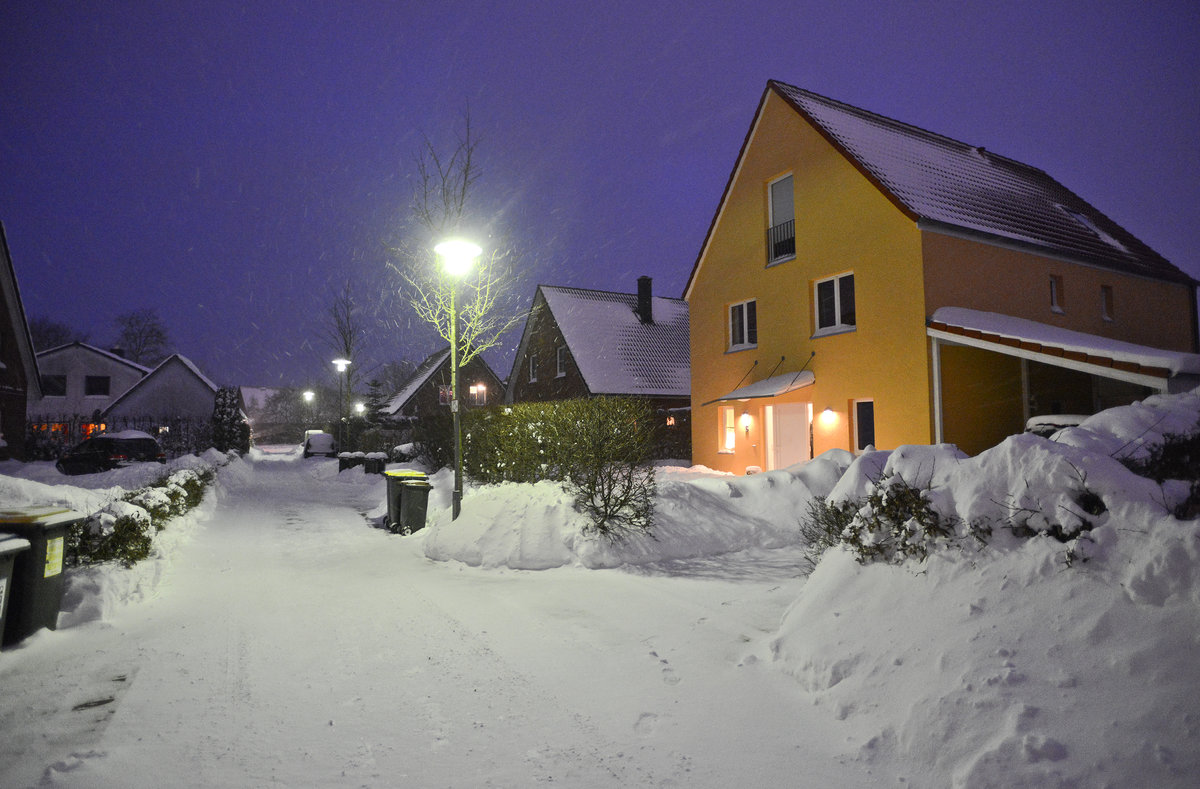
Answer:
[534, 285, 690, 397]
[930, 307, 1200, 378]
[35, 341, 153, 375]
[101, 353, 219, 416]
[704, 370, 815, 405]
[1, 223, 43, 398]
[384, 348, 450, 415]
[769, 82, 1192, 285]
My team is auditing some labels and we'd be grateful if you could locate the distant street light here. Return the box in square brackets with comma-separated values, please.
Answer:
[435, 238, 482, 520]
[302, 390, 315, 429]
[332, 359, 351, 449]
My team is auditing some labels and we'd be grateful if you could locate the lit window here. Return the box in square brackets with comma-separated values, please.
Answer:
[719, 406, 736, 451]
[767, 174, 795, 264]
[729, 299, 758, 350]
[814, 273, 855, 334]
[556, 346, 568, 378]
[1050, 275, 1065, 313]
[853, 399, 875, 452]
[470, 383, 487, 406]
[1101, 285, 1114, 321]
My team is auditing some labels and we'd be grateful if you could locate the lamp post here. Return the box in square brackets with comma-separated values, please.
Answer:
[302, 390, 315, 432]
[434, 238, 481, 520]
[332, 358, 351, 449]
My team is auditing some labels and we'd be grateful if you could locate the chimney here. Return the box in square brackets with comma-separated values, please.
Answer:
[110, 346, 126, 359]
[636, 276, 653, 324]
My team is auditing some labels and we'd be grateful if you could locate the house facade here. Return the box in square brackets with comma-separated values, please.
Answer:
[29, 342, 151, 429]
[686, 81, 1199, 474]
[0, 224, 41, 460]
[506, 278, 691, 457]
[384, 347, 504, 421]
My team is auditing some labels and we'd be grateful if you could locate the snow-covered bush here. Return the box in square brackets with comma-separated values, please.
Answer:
[801, 471, 986, 570]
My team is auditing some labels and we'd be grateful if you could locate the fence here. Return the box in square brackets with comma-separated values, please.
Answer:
[26, 414, 214, 460]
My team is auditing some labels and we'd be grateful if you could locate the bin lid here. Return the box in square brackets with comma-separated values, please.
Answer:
[0, 533, 32, 555]
[401, 480, 432, 489]
[0, 507, 84, 527]
[384, 470, 428, 480]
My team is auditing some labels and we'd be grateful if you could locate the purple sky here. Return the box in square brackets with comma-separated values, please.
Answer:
[3, 2, 1198, 389]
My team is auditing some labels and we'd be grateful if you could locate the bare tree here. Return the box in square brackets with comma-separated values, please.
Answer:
[113, 309, 171, 364]
[320, 280, 369, 395]
[29, 317, 87, 351]
[388, 114, 526, 372]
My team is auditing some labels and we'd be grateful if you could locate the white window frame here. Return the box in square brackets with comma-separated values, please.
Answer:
[718, 405, 735, 453]
[528, 354, 538, 383]
[1050, 274, 1065, 314]
[728, 299, 758, 351]
[852, 399, 875, 452]
[767, 173, 795, 264]
[556, 345, 568, 378]
[1100, 284, 1114, 322]
[813, 273, 855, 336]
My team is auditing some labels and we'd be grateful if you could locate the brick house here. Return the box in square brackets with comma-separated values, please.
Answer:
[0, 223, 40, 460]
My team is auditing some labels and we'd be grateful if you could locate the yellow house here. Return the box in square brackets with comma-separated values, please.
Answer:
[686, 81, 1200, 473]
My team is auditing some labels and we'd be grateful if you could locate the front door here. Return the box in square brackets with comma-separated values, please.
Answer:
[766, 403, 812, 470]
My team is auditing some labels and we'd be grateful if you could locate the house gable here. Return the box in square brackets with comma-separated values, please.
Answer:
[386, 347, 503, 418]
[0, 223, 40, 458]
[103, 354, 219, 421]
[30, 342, 151, 419]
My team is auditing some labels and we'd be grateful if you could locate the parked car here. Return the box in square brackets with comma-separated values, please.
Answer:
[55, 430, 167, 475]
[303, 432, 337, 458]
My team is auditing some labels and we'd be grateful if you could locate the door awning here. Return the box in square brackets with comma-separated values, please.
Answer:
[703, 370, 815, 406]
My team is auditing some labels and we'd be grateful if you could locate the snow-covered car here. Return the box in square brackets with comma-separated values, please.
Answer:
[55, 430, 167, 475]
[302, 432, 337, 458]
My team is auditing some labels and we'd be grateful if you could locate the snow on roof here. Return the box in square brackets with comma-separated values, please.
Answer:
[539, 285, 690, 397]
[101, 354, 219, 416]
[34, 341, 152, 374]
[770, 82, 1193, 285]
[384, 348, 450, 415]
[704, 370, 815, 405]
[930, 307, 1200, 377]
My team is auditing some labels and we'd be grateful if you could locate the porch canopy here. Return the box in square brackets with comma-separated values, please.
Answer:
[703, 370, 815, 406]
[928, 306, 1200, 392]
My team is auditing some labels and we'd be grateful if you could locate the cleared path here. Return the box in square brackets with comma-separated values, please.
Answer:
[1, 457, 871, 788]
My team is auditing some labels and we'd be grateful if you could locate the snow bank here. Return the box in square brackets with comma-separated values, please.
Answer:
[419, 451, 855, 570]
[769, 389, 1200, 786]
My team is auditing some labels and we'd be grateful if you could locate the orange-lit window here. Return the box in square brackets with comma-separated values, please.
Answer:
[719, 406, 735, 452]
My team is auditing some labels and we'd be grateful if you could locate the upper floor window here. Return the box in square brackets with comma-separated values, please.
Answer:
[556, 346, 568, 378]
[814, 273, 855, 334]
[1050, 275, 1065, 313]
[528, 354, 538, 383]
[84, 375, 110, 397]
[729, 299, 758, 350]
[469, 383, 487, 406]
[1100, 285, 1114, 321]
[767, 174, 795, 264]
[42, 375, 67, 397]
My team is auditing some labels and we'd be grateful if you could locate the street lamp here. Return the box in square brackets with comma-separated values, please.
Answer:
[435, 238, 481, 520]
[302, 390, 315, 430]
[332, 358, 351, 449]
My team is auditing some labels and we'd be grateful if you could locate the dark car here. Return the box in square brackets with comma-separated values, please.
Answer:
[56, 430, 167, 475]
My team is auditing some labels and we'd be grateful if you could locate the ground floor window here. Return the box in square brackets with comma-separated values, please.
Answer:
[718, 405, 735, 452]
[853, 399, 875, 451]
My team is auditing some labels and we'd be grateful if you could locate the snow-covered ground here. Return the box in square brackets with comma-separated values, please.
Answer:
[1, 390, 1198, 787]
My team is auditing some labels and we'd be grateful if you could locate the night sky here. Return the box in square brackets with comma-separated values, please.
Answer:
[3, 2, 1198, 389]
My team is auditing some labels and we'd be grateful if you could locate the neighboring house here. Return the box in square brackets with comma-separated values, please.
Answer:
[29, 343, 151, 438]
[383, 347, 503, 422]
[103, 354, 221, 423]
[505, 277, 691, 457]
[506, 277, 690, 407]
[0, 223, 41, 460]
[686, 80, 1200, 474]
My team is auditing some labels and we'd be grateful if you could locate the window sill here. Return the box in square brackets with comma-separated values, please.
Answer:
[811, 326, 856, 339]
[555, 373, 566, 379]
[1051, 307, 1065, 315]
[725, 344, 757, 354]
[717, 449, 735, 455]
[765, 255, 795, 268]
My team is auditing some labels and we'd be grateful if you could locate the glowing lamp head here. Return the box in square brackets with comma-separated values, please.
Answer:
[819, 407, 838, 427]
[302, 390, 315, 403]
[740, 410, 752, 435]
[435, 238, 482, 277]
[332, 358, 351, 373]
[354, 402, 365, 414]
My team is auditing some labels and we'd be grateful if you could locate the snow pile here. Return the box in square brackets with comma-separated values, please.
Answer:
[420, 450, 855, 570]
[770, 390, 1200, 787]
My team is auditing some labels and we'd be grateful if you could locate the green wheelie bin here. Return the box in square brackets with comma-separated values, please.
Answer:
[1, 507, 84, 647]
